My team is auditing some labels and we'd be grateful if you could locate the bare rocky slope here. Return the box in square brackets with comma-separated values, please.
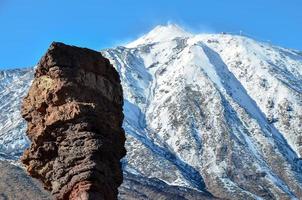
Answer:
[0, 160, 51, 200]
[0, 161, 213, 200]
[0, 24, 302, 199]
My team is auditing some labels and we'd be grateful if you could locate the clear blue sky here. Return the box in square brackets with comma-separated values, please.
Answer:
[0, 0, 301, 69]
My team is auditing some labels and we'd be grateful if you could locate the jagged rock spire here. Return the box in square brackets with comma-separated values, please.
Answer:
[21, 42, 126, 200]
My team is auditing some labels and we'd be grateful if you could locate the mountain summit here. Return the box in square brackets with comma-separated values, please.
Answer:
[1, 24, 302, 199]
[126, 24, 191, 48]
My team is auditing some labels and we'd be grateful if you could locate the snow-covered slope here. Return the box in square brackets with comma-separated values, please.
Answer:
[1, 24, 302, 199]
[0, 69, 33, 160]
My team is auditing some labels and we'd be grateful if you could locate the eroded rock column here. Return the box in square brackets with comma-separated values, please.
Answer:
[21, 42, 126, 200]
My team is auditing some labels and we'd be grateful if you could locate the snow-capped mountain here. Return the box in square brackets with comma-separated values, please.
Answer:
[1, 24, 302, 199]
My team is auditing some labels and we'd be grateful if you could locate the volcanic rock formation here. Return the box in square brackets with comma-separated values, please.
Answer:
[21, 42, 126, 200]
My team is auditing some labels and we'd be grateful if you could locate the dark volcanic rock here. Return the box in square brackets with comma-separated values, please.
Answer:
[20, 42, 126, 200]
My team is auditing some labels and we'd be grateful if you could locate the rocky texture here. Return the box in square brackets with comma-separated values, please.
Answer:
[20, 42, 126, 200]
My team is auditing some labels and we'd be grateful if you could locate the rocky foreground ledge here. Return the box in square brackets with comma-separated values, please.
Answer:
[20, 42, 126, 200]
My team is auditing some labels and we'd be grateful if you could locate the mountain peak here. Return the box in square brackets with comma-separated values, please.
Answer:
[151, 23, 188, 35]
[126, 24, 191, 48]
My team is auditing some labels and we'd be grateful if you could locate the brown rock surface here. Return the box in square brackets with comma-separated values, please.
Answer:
[20, 42, 126, 200]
